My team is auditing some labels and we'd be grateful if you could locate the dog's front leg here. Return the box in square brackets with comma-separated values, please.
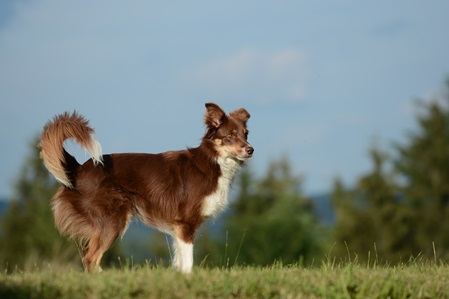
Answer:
[172, 235, 194, 273]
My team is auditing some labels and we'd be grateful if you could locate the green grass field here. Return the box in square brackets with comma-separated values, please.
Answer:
[1, 261, 448, 299]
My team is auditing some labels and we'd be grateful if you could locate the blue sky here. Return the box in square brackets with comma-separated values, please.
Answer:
[1, 1, 448, 198]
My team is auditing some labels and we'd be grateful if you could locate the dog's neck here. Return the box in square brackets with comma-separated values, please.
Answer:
[216, 156, 241, 180]
[201, 156, 242, 218]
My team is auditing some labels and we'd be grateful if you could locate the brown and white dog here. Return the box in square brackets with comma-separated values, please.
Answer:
[39, 103, 253, 273]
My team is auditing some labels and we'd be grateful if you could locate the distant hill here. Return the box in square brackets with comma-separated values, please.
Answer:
[0, 199, 8, 215]
[310, 193, 335, 226]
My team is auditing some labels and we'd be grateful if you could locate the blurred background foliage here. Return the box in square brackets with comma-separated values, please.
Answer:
[1, 78, 448, 270]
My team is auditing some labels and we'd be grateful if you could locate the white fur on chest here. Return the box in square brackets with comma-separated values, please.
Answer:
[202, 157, 240, 218]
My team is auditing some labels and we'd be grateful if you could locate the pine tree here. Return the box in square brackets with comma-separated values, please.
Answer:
[331, 148, 399, 262]
[394, 80, 449, 259]
[0, 138, 76, 270]
[198, 156, 325, 266]
[0, 137, 122, 270]
[332, 78, 449, 263]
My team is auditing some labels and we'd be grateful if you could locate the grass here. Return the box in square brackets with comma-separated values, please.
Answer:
[0, 260, 448, 299]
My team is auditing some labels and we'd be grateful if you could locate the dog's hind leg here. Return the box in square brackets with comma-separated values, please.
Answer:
[82, 229, 120, 272]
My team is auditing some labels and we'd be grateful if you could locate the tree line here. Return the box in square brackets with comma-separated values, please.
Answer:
[1, 78, 448, 270]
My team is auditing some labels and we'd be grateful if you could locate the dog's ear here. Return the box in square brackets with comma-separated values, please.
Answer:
[205, 103, 226, 128]
[230, 108, 250, 124]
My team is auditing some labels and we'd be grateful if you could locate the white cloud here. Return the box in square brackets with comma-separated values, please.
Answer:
[182, 48, 308, 103]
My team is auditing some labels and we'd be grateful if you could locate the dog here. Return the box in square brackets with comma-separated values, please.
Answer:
[38, 103, 253, 273]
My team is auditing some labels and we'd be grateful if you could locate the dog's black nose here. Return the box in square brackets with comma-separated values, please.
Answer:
[246, 146, 254, 156]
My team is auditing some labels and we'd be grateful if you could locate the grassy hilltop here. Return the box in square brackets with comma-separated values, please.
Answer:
[1, 261, 448, 299]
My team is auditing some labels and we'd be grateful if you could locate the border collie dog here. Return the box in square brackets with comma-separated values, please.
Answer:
[39, 103, 253, 273]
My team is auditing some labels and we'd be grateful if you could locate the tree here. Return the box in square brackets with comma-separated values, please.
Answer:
[0, 138, 75, 270]
[394, 79, 449, 259]
[198, 156, 325, 267]
[332, 78, 449, 263]
[331, 147, 417, 263]
[0, 138, 121, 270]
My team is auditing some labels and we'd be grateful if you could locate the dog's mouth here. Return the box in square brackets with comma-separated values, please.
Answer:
[236, 146, 254, 161]
[216, 144, 254, 162]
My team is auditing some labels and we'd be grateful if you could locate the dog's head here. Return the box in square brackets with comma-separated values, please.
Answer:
[204, 103, 254, 162]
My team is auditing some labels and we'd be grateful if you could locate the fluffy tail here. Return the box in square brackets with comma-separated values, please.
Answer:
[39, 111, 103, 188]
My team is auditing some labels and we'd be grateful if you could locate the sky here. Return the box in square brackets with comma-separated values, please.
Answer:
[0, 0, 448, 199]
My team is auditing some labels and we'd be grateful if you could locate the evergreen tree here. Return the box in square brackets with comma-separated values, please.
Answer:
[0, 138, 121, 270]
[331, 177, 376, 261]
[0, 138, 76, 269]
[394, 79, 449, 259]
[332, 78, 449, 263]
[198, 156, 325, 267]
[332, 147, 417, 263]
